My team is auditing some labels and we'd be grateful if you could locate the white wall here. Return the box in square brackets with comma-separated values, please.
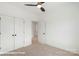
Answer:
[0, 2, 38, 46]
[38, 2, 79, 53]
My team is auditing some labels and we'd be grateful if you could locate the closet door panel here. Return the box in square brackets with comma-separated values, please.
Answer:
[0, 16, 14, 52]
[15, 18, 25, 48]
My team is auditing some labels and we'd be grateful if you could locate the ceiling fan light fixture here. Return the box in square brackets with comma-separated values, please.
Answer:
[24, 2, 45, 12]
[37, 5, 42, 8]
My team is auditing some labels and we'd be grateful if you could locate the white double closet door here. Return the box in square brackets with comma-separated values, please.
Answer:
[0, 16, 14, 52]
[0, 16, 25, 53]
[14, 18, 25, 49]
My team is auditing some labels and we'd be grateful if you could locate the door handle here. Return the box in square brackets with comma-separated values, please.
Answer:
[15, 34, 16, 36]
[43, 33, 45, 35]
[12, 34, 16, 36]
[12, 34, 14, 36]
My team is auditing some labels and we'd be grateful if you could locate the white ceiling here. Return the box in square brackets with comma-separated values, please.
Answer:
[9, 2, 45, 15]
[0, 2, 79, 21]
[0, 2, 79, 15]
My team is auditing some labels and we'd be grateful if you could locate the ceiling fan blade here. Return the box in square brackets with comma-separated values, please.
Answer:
[37, 2, 45, 5]
[40, 7, 45, 12]
[24, 4, 37, 6]
[40, 2, 45, 4]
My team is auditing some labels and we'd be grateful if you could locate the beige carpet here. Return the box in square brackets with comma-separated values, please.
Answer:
[0, 37, 79, 56]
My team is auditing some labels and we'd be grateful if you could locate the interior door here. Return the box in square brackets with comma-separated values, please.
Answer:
[0, 16, 14, 53]
[32, 21, 38, 37]
[14, 18, 25, 49]
[40, 21, 46, 42]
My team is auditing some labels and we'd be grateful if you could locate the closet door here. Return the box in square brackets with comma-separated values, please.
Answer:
[0, 16, 14, 52]
[14, 18, 25, 49]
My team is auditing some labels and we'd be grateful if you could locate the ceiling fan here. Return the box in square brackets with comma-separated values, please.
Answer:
[24, 2, 45, 12]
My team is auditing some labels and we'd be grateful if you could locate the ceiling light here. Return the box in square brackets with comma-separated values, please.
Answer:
[37, 5, 42, 8]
